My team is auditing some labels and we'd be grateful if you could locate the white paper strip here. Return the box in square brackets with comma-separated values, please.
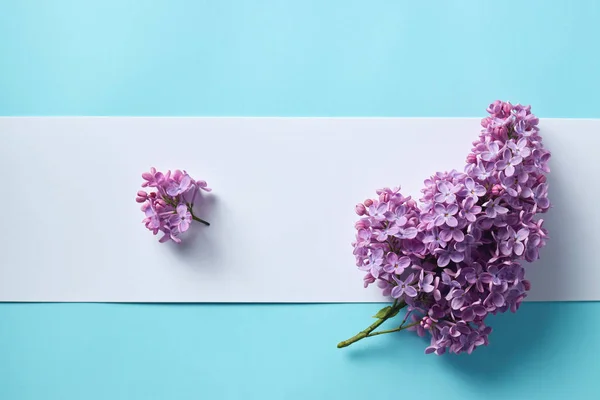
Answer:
[0, 117, 596, 302]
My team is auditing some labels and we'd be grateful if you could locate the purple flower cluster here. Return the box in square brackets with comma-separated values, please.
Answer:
[352, 101, 550, 355]
[136, 167, 211, 243]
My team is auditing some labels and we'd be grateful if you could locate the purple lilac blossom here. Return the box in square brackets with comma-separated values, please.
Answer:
[351, 101, 551, 355]
[137, 167, 211, 243]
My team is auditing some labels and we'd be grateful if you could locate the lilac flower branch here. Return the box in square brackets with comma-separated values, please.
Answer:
[137, 168, 212, 243]
[346, 101, 551, 355]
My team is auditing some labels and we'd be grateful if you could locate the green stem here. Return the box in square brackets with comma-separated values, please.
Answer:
[364, 321, 420, 337]
[191, 214, 210, 226]
[186, 204, 210, 226]
[337, 301, 408, 348]
[162, 196, 210, 226]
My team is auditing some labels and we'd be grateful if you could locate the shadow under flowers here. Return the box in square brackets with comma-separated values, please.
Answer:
[343, 301, 563, 386]
[442, 301, 561, 383]
[166, 192, 221, 267]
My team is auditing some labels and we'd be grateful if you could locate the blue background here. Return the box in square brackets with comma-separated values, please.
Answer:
[1, 1, 599, 399]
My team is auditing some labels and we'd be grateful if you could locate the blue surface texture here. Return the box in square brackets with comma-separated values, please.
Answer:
[1, 1, 599, 399]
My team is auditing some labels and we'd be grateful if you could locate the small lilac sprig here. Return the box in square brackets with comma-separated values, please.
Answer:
[136, 168, 211, 243]
[338, 101, 551, 354]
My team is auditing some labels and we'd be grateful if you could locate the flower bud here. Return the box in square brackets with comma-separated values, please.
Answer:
[494, 126, 508, 140]
[466, 153, 477, 164]
[364, 199, 374, 207]
[363, 273, 376, 288]
[491, 184, 503, 196]
[536, 175, 546, 184]
[135, 196, 146, 203]
[355, 203, 366, 216]
[379, 193, 389, 202]
[355, 220, 369, 230]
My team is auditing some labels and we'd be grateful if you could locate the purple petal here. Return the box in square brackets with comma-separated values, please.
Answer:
[371, 267, 380, 279]
[449, 251, 464, 263]
[180, 175, 192, 191]
[434, 193, 446, 203]
[197, 180, 211, 191]
[465, 178, 475, 190]
[514, 242, 525, 256]
[439, 229, 452, 242]
[505, 164, 515, 177]
[375, 230, 387, 241]
[492, 292, 505, 307]
[400, 227, 418, 239]
[537, 198, 550, 209]
[166, 184, 180, 196]
[387, 225, 400, 236]
[461, 308, 475, 321]
[437, 254, 450, 267]
[434, 203, 446, 214]
[499, 241, 512, 256]
[473, 305, 487, 316]
[451, 297, 465, 310]
[496, 206, 509, 215]
[391, 286, 403, 298]
[518, 172, 529, 184]
[404, 285, 418, 298]
[434, 215, 446, 227]
[382, 264, 395, 273]
[437, 181, 450, 194]
[397, 256, 411, 269]
[179, 220, 190, 232]
[453, 230, 465, 242]
[479, 273, 493, 284]
[520, 187, 533, 198]
[386, 252, 398, 264]
[516, 228, 530, 241]
[422, 283, 434, 293]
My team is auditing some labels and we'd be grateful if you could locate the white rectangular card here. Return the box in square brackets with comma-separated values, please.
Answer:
[0, 117, 596, 302]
